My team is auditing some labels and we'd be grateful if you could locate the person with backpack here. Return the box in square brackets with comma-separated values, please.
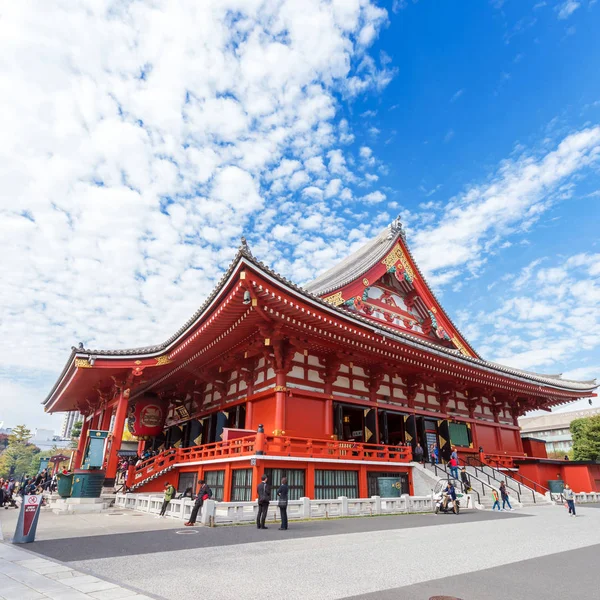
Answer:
[158, 481, 176, 518]
[256, 474, 271, 530]
[184, 480, 212, 526]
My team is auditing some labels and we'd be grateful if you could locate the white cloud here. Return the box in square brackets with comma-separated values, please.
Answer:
[450, 89, 464, 102]
[444, 129, 455, 143]
[412, 126, 600, 283]
[0, 0, 393, 427]
[360, 191, 386, 204]
[556, 1, 581, 19]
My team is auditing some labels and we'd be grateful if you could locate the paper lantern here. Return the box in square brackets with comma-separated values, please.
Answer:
[127, 393, 168, 438]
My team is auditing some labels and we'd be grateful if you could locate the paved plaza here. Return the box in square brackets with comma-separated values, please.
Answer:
[1, 504, 600, 599]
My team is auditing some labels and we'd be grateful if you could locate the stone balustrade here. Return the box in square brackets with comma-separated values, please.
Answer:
[115, 492, 438, 525]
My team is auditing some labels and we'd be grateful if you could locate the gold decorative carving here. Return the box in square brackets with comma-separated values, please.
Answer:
[362, 278, 369, 286]
[274, 385, 288, 392]
[381, 243, 416, 281]
[155, 355, 172, 366]
[135, 360, 141, 365]
[75, 358, 92, 368]
[451, 336, 470, 357]
[323, 291, 345, 306]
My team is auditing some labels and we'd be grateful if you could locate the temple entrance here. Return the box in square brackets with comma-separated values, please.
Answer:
[416, 417, 441, 462]
[333, 403, 365, 442]
[367, 471, 409, 497]
[378, 410, 406, 445]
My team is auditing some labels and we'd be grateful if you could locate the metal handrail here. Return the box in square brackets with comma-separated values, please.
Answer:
[460, 457, 494, 487]
[424, 461, 481, 505]
[466, 456, 526, 503]
[488, 458, 550, 496]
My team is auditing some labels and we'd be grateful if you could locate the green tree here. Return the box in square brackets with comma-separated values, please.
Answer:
[8, 425, 32, 444]
[70, 420, 83, 448]
[571, 416, 600, 462]
[0, 424, 39, 479]
[0, 442, 39, 479]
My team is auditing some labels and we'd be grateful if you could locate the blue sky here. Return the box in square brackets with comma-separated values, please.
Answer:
[0, 0, 599, 431]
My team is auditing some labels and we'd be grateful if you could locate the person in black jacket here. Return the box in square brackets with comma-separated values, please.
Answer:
[185, 480, 212, 526]
[277, 477, 289, 530]
[256, 475, 271, 529]
[460, 467, 471, 493]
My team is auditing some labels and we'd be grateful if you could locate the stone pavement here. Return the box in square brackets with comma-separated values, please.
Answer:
[2, 503, 600, 599]
[0, 524, 159, 600]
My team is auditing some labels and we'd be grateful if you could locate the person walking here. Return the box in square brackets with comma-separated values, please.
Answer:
[449, 456, 459, 480]
[563, 484, 576, 517]
[499, 482, 512, 511]
[277, 477, 289, 530]
[491, 488, 501, 511]
[413, 443, 424, 464]
[185, 480, 212, 526]
[158, 481, 176, 518]
[256, 475, 271, 530]
[460, 467, 471, 493]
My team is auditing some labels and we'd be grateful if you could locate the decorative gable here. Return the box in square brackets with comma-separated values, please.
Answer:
[310, 219, 478, 358]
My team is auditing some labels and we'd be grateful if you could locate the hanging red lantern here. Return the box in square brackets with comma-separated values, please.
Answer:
[127, 393, 168, 438]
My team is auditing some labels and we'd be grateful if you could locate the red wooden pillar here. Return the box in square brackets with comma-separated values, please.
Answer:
[246, 401, 253, 430]
[223, 463, 232, 502]
[358, 464, 368, 498]
[137, 439, 145, 456]
[324, 378, 334, 438]
[274, 371, 286, 435]
[100, 407, 113, 431]
[470, 421, 479, 454]
[306, 463, 315, 499]
[73, 416, 91, 469]
[105, 389, 128, 484]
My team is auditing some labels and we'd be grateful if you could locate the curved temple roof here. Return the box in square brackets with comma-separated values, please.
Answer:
[44, 219, 597, 408]
[305, 224, 399, 296]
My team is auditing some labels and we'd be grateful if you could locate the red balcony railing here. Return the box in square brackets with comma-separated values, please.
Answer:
[264, 436, 413, 462]
[129, 434, 413, 488]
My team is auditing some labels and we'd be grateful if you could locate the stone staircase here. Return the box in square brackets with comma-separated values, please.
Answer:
[461, 461, 553, 508]
[418, 461, 549, 510]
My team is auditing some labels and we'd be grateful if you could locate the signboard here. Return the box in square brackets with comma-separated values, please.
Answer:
[83, 430, 109, 470]
[13, 494, 42, 544]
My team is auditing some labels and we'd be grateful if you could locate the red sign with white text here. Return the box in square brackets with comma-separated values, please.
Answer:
[23, 495, 41, 536]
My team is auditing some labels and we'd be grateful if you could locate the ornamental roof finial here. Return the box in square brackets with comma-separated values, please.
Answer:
[389, 214, 406, 240]
[239, 236, 253, 257]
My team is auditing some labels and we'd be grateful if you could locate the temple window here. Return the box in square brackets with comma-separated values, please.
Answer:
[231, 468, 253, 501]
[314, 469, 358, 500]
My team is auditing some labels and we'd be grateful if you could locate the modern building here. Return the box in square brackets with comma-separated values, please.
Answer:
[60, 411, 82, 439]
[519, 407, 600, 454]
[42, 218, 598, 498]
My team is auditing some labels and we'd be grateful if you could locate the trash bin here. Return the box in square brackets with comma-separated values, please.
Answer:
[548, 479, 564, 494]
[57, 473, 73, 498]
[70, 470, 105, 498]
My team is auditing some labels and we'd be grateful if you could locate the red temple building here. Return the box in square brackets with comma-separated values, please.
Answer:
[43, 218, 597, 500]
